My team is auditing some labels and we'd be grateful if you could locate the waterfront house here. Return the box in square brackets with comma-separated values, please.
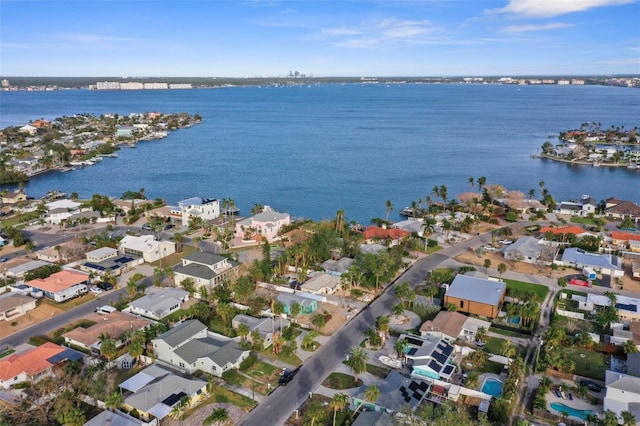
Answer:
[151, 319, 250, 376]
[173, 251, 239, 295]
[232, 314, 290, 349]
[606, 200, 640, 222]
[604, 370, 640, 424]
[1, 190, 26, 205]
[177, 196, 220, 227]
[539, 226, 591, 240]
[118, 235, 175, 263]
[81, 247, 140, 277]
[128, 287, 189, 320]
[235, 208, 291, 243]
[0, 342, 83, 389]
[361, 225, 410, 246]
[45, 199, 83, 225]
[27, 269, 89, 302]
[119, 364, 207, 423]
[18, 124, 37, 135]
[419, 311, 491, 343]
[63, 311, 152, 354]
[443, 275, 506, 319]
[559, 247, 624, 277]
[581, 293, 640, 324]
[557, 195, 598, 217]
[5, 259, 52, 280]
[0, 292, 37, 321]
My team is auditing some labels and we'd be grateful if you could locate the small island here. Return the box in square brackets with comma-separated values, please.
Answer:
[0, 112, 202, 184]
[534, 122, 640, 169]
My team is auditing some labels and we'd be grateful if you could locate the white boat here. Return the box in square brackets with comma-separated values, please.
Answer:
[378, 355, 402, 369]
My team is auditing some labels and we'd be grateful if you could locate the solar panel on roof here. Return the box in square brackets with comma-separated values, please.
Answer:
[442, 345, 453, 357]
[409, 382, 419, 391]
[412, 392, 421, 400]
[443, 365, 454, 375]
[418, 382, 429, 391]
[404, 396, 412, 402]
[433, 351, 447, 364]
[162, 391, 186, 407]
[428, 360, 441, 371]
[407, 348, 418, 356]
[407, 337, 423, 346]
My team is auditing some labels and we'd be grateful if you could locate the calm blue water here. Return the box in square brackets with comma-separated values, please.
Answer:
[481, 377, 504, 397]
[550, 402, 596, 420]
[1, 84, 639, 222]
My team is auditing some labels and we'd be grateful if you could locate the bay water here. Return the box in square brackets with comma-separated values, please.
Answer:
[1, 83, 639, 222]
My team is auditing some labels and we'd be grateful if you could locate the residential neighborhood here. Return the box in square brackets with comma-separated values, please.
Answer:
[0, 181, 640, 426]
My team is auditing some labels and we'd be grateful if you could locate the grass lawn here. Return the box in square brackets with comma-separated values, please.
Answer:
[365, 363, 390, 379]
[489, 327, 530, 338]
[149, 245, 195, 268]
[0, 349, 15, 358]
[461, 357, 504, 375]
[483, 336, 527, 358]
[503, 279, 549, 303]
[256, 347, 302, 367]
[287, 394, 350, 426]
[570, 217, 605, 227]
[322, 372, 362, 389]
[426, 245, 443, 254]
[183, 385, 255, 418]
[564, 347, 606, 381]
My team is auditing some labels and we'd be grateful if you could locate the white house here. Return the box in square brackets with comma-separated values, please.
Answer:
[0, 292, 37, 321]
[128, 287, 190, 320]
[560, 248, 624, 277]
[152, 319, 250, 376]
[399, 333, 456, 381]
[173, 252, 239, 295]
[557, 195, 598, 217]
[420, 311, 491, 343]
[118, 235, 175, 263]
[300, 272, 342, 295]
[45, 199, 83, 225]
[604, 370, 640, 424]
[232, 314, 290, 349]
[177, 196, 220, 226]
[235, 207, 290, 243]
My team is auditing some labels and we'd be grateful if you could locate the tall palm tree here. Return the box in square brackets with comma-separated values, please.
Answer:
[501, 340, 516, 363]
[621, 410, 636, 426]
[204, 408, 229, 426]
[394, 338, 409, 360]
[478, 176, 487, 191]
[468, 177, 474, 190]
[385, 200, 393, 222]
[352, 385, 380, 418]
[105, 391, 123, 411]
[346, 346, 368, 384]
[330, 393, 350, 426]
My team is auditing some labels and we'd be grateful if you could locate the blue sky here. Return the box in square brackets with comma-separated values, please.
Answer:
[1, 0, 639, 77]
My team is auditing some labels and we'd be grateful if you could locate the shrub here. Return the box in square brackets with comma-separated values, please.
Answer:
[505, 211, 519, 222]
[240, 354, 258, 370]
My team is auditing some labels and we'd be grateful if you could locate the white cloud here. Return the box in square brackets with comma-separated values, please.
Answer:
[316, 18, 440, 48]
[488, 0, 637, 17]
[502, 22, 574, 33]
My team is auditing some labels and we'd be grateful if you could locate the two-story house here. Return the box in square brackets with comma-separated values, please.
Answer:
[173, 251, 239, 294]
[235, 208, 290, 243]
[177, 196, 220, 226]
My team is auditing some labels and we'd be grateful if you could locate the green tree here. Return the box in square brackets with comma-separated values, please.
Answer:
[501, 340, 516, 362]
[497, 262, 507, 278]
[394, 338, 409, 359]
[621, 410, 637, 426]
[56, 407, 86, 426]
[237, 323, 250, 343]
[352, 385, 380, 418]
[483, 258, 492, 269]
[330, 393, 350, 426]
[311, 313, 326, 331]
[306, 400, 326, 426]
[290, 302, 301, 318]
[475, 327, 487, 344]
[204, 407, 229, 426]
[623, 340, 638, 354]
[100, 337, 117, 363]
[385, 200, 394, 222]
[105, 391, 124, 411]
[345, 346, 368, 384]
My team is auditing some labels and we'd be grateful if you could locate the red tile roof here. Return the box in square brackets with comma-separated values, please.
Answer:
[0, 342, 65, 381]
[362, 226, 410, 241]
[611, 232, 640, 242]
[27, 270, 89, 294]
[539, 226, 586, 235]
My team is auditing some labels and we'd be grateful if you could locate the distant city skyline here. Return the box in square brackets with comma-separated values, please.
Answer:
[1, 0, 639, 77]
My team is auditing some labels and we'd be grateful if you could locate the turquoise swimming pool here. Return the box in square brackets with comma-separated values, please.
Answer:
[481, 377, 503, 397]
[550, 402, 597, 421]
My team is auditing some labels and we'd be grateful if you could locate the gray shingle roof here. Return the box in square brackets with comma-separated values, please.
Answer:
[184, 251, 227, 266]
[175, 263, 215, 280]
[129, 288, 189, 316]
[503, 236, 542, 258]
[174, 337, 247, 367]
[154, 319, 207, 348]
[446, 275, 506, 307]
[562, 247, 623, 270]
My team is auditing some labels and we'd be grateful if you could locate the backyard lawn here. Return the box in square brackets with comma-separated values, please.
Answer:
[564, 347, 607, 381]
[503, 279, 549, 303]
[322, 372, 362, 389]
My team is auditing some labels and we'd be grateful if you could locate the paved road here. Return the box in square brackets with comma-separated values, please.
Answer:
[237, 253, 450, 426]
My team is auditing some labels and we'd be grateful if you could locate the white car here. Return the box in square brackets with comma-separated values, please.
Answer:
[499, 239, 514, 245]
[90, 288, 103, 295]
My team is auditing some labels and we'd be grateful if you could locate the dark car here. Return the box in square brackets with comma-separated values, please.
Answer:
[96, 282, 114, 291]
[279, 369, 296, 386]
[580, 380, 601, 392]
[164, 224, 174, 230]
[0, 258, 8, 263]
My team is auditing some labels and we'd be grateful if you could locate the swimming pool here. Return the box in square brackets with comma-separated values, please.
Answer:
[550, 402, 597, 421]
[481, 377, 504, 397]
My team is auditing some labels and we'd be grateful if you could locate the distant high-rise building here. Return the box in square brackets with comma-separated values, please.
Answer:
[1, 79, 9, 88]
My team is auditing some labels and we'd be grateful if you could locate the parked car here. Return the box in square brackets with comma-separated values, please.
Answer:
[279, 369, 297, 386]
[580, 380, 601, 392]
[499, 239, 514, 245]
[141, 223, 152, 231]
[163, 224, 174, 230]
[96, 282, 113, 291]
[0, 258, 8, 263]
[90, 287, 103, 295]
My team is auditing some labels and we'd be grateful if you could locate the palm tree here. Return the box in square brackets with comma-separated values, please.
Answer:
[385, 200, 393, 222]
[99, 336, 117, 364]
[105, 391, 123, 411]
[346, 346, 368, 384]
[237, 323, 250, 343]
[204, 407, 229, 426]
[501, 340, 516, 364]
[394, 338, 409, 360]
[306, 400, 326, 426]
[623, 340, 638, 354]
[330, 393, 350, 426]
[621, 410, 636, 426]
[352, 385, 380, 418]
[468, 177, 474, 190]
[478, 176, 486, 191]
[475, 327, 487, 344]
